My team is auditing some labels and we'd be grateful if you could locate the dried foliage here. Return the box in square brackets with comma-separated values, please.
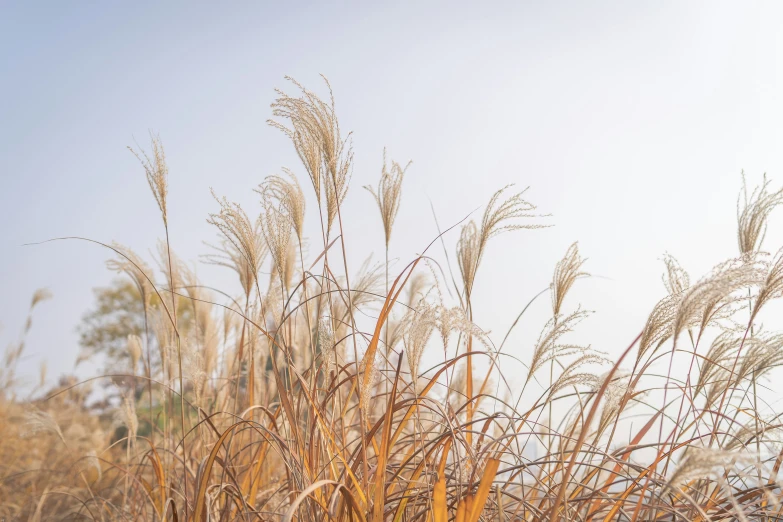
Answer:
[5, 78, 783, 522]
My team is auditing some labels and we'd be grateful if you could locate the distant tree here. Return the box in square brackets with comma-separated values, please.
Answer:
[76, 278, 193, 374]
[77, 279, 144, 369]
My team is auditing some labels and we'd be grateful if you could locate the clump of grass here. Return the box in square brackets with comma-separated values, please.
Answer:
[5, 76, 783, 522]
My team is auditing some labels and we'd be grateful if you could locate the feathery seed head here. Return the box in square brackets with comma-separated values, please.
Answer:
[458, 185, 549, 296]
[549, 353, 608, 397]
[673, 257, 765, 342]
[528, 309, 592, 382]
[404, 300, 437, 390]
[107, 244, 154, 306]
[662, 253, 690, 296]
[752, 247, 783, 319]
[551, 242, 588, 317]
[269, 76, 352, 234]
[669, 446, 755, 486]
[127, 334, 143, 373]
[260, 196, 294, 289]
[595, 370, 635, 433]
[317, 316, 336, 375]
[258, 169, 306, 241]
[30, 288, 52, 310]
[364, 148, 411, 247]
[20, 407, 66, 445]
[114, 393, 138, 449]
[737, 330, 783, 382]
[737, 172, 783, 256]
[129, 133, 169, 227]
[457, 220, 481, 297]
[206, 190, 267, 298]
[697, 329, 742, 405]
[359, 354, 381, 425]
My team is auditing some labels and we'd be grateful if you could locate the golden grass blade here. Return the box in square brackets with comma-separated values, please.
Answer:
[145, 451, 167, 515]
[467, 457, 500, 522]
[372, 355, 404, 522]
[432, 438, 453, 522]
[392, 437, 452, 522]
[455, 498, 467, 522]
[193, 422, 247, 522]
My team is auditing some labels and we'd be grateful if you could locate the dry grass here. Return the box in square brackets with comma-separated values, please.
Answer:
[4, 76, 783, 522]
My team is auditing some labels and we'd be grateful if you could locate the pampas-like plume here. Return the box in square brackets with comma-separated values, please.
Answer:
[106, 243, 154, 306]
[662, 253, 690, 296]
[270, 76, 352, 233]
[527, 309, 592, 382]
[30, 288, 52, 310]
[548, 353, 607, 397]
[205, 192, 267, 297]
[458, 185, 548, 296]
[331, 258, 384, 325]
[317, 316, 336, 375]
[435, 304, 488, 352]
[114, 393, 138, 449]
[737, 172, 783, 255]
[127, 335, 142, 373]
[20, 407, 66, 445]
[669, 446, 754, 486]
[364, 149, 411, 247]
[155, 240, 184, 301]
[151, 304, 177, 380]
[258, 169, 306, 241]
[204, 237, 266, 301]
[207, 191, 267, 298]
[359, 354, 380, 425]
[260, 196, 294, 291]
[638, 293, 680, 361]
[404, 271, 430, 308]
[639, 258, 764, 361]
[180, 266, 220, 380]
[696, 329, 741, 405]
[672, 257, 766, 342]
[752, 247, 783, 320]
[551, 242, 588, 317]
[183, 337, 208, 405]
[403, 301, 437, 389]
[736, 331, 783, 382]
[595, 370, 636, 434]
[280, 240, 298, 294]
[129, 133, 168, 227]
[457, 221, 481, 297]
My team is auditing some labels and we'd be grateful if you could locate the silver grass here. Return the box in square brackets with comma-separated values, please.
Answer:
[527, 309, 592, 382]
[129, 133, 169, 227]
[662, 252, 690, 297]
[20, 407, 66, 445]
[551, 242, 588, 317]
[737, 172, 783, 256]
[207, 190, 267, 298]
[458, 185, 548, 296]
[270, 76, 352, 234]
[364, 148, 411, 248]
[258, 169, 306, 241]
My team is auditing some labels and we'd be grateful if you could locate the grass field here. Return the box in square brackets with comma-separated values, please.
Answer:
[3, 76, 783, 521]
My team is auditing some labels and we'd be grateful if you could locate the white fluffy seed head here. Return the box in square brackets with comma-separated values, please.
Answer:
[127, 335, 143, 373]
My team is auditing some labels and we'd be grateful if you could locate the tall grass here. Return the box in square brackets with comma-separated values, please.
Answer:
[3, 77, 783, 521]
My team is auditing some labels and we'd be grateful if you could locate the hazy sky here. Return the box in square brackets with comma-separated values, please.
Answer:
[3, 2, 783, 391]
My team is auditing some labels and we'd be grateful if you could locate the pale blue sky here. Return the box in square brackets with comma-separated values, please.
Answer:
[3, 2, 783, 391]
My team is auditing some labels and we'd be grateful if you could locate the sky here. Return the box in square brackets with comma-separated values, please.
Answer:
[2, 2, 783, 394]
